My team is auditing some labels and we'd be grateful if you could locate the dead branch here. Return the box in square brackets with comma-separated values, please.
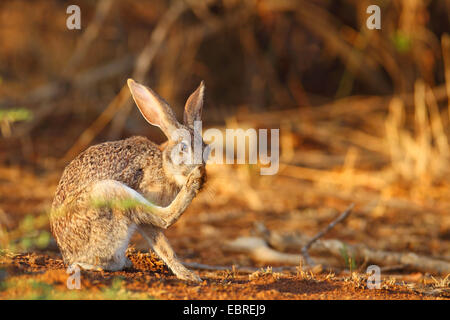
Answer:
[223, 236, 340, 268]
[441, 34, 450, 120]
[65, 3, 251, 156]
[61, 84, 131, 162]
[254, 224, 450, 275]
[224, 237, 302, 265]
[107, 0, 251, 138]
[233, 85, 448, 124]
[63, 0, 116, 75]
[295, 181, 450, 214]
[107, 0, 188, 139]
[6, 0, 117, 139]
[261, 0, 390, 93]
[11, 55, 135, 138]
[61, 0, 188, 160]
[300, 204, 354, 266]
[279, 164, 387, 190]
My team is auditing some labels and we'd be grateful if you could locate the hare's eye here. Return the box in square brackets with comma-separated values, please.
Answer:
[180, 141, 189, 152]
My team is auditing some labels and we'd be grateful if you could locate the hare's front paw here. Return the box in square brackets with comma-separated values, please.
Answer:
[186, 167, 202, 191]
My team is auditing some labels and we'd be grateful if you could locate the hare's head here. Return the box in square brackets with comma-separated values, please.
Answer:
[127, 79, 209, 183]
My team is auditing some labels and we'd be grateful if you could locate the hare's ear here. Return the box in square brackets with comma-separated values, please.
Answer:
[127, 79, 179, 137]
[183, 81, 204, 127]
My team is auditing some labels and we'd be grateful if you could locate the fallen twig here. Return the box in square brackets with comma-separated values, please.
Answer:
[300, 204, 354, 266]
[223, 236, 340, 268]
[224, 237, 301, 265]
[254, 223, 450, 275]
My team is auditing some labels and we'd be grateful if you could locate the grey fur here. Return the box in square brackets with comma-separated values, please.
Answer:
[50, 79, 206, 282]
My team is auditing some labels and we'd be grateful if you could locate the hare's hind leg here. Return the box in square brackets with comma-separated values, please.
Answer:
[91, 176, 201, 229]
[71, 209, 136, 272]
[138, 225, 201, 282]
[89, 178, 202, 278]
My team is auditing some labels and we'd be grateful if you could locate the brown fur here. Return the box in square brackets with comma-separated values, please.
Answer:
[50, 79, 207, 282]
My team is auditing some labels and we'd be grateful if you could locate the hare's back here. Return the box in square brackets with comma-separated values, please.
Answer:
[53, 136, 161, 207]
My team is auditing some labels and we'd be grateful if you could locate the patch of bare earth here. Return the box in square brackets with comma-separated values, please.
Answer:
[1, 252, 448, 300]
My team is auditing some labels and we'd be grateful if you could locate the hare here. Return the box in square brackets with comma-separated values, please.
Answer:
[50, 79, 208, 282]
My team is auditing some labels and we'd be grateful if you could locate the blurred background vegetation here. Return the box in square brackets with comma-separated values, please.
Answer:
[0, 0, 448, 162]
[0, 0, 450, 283]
